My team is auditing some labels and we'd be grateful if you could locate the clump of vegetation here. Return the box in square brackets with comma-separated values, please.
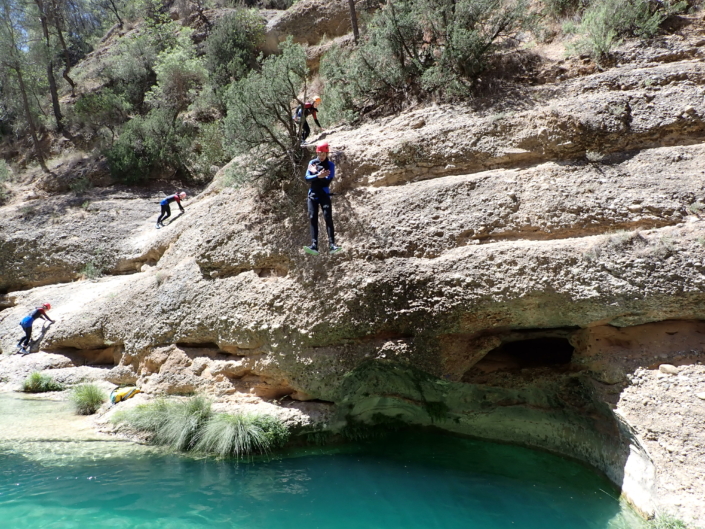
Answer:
[222, 38, 309, 184]
[585, 150, 606, 163]
[70, 90, 132, 143]
[583, 229, 643, 261]
[105, 109, 196, 182]
[649, 513, 691, 529]
[544, 0, 586, 18]
[322, 0, 533, 121]
[113, 396, 290, 457]
[204, 9, 265, 93]
[69, 176, 93, 195]
[70, 383, 107, 415]
[687, 201, 704, 216]
[22, 372, 64, 393]
[0, 160, 11, 203]
[195, 412, 290, 457]
[568, 0, 689, 60]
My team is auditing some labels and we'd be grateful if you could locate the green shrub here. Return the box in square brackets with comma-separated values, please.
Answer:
[70, 383, 107, 415]
[571, 0, 688, 59]
[0, 160, 11, 202]
[222, 38, 308, 183]
[543, 0, 586, 18]
[251, 414, 290, 449]
[81, 261, 102, 279]
[204, 9, 265, 91]
[145, 30, 208, 114]
[71, 90, 131, 141]
[105, 108, 195, 182]
[321, 0, 531, 119]
[187, 122, 230, 182]
[22, 372, 64, 393]
[70, 175, 93, 195]
[0, 159, 10, 183]
[102, 32, 160, 108]
[195, 412, 289, 457]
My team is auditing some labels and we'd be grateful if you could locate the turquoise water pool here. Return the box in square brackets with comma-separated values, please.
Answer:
[0, 433, 647, 529]
[0, 395, 646, 529]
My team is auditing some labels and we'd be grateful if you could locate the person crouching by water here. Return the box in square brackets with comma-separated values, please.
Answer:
[156, 192, 186, 229]
[17, 303, 55, 354]
[304, 141, 342, 255]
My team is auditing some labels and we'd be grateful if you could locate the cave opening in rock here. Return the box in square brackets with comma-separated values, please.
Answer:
[467, 337, 575, 378]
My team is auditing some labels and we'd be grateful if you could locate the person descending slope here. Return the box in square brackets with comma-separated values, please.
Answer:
[295, 96, 322, 143]
[156, 192, 186, 229]
[17, 303, 55, 354]
[304, 141, 342, 255]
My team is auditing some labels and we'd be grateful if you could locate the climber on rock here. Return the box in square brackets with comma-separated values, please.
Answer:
[156, 192, 186, 229]
[17, 303, 55, 354]
[304, 141, 341, 255]
[295, 96, 322, 144]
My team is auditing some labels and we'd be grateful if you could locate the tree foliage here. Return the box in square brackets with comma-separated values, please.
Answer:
[322, 0, 532, 120]
[204, 9, 265, 91]
[569, 0, 689, 59]
[222, 38, 308, 183]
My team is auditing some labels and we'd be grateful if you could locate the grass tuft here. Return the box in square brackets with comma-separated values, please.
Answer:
[70, 383, 107, 415]
[157, 396, 212, 450]
[195, 413, 268, 457]
[22, 372, 64, 393]
[649, 514, 690, 529]
[114, 396, 289, 458]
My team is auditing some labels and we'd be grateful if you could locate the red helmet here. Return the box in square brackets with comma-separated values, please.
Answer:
[179, 192, 186, 199]
[316, 141, 330, 153]
[42, 303, 51, 310]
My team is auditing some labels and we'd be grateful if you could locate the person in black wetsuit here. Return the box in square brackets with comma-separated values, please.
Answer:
[296, 96, 322, 143]
[156, 192, 186, 229]
[17, 303, 54, 353]
[304, 141, 341, 255]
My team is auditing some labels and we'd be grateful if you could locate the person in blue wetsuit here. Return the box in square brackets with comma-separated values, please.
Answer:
[156, 192, 186, 228]
[304, 141, 341, 255]
[295, 96, 322, 143]
[17, 303, 55, 353]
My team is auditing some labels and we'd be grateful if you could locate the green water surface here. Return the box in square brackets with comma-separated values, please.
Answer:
[0, 395, 646, 529]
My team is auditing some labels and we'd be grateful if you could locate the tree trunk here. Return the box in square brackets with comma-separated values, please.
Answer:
[49, 0, 76, 96]
[108, 0, 123, 28]
[348, 0, 360, 44]
[16, 66, 49, 173]
[35, 0, 64, 133]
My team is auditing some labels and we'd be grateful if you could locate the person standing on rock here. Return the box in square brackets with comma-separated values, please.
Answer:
[156, 192, 186, 229]
[295, 96, 322, 144]
[304, 141, 341, 255]
[17, 303, 55, 354]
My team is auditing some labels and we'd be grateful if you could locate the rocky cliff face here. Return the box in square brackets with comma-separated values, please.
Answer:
[1, 13, 705, 526]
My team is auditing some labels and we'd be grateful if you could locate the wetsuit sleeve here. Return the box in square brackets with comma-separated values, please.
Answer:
[305, 161, 319, 181]
[312, 109, 321, 128]
[326, 161, 335, 182]
[37, 309, 51, 322]
[175, 196, 184, 212]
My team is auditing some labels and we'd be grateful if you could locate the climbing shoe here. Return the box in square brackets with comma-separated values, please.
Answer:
[156, 223, 162, 229]
[329, 244, 342, 254]
[304, 245, 319, 255]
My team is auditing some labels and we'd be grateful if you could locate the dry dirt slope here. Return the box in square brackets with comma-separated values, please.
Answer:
[1, 18, 705, 527]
